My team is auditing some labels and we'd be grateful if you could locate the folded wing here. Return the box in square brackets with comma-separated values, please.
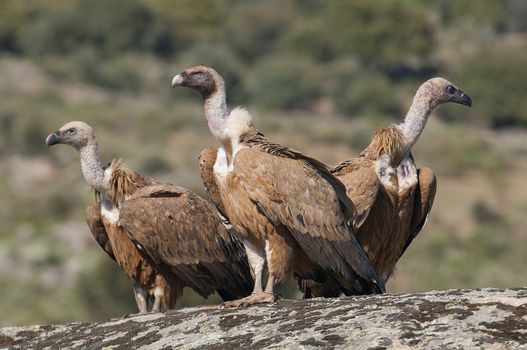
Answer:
[84, 202, 115, 261]
[234, 146, 384, 293]
[118, 184, 253, 300]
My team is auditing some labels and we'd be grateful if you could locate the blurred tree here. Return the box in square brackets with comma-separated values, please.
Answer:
[328, 59, 400, 118]
[472, 201, 503, 225]
[337, 73, 400, 118]
[147, 0, 230, 46]
[245, 54, 322, 109]
[326, 0, 434, 66]
[225, 0, 295, 61]
[439, 0, 507, 33]
[456, 48, 527, 128]
[0, 111, 15, 155]
[506, 0, 527, 32]
[16, 0, 178, 57]
[0, 0, 35, 53]
[278, 18, 336, 62]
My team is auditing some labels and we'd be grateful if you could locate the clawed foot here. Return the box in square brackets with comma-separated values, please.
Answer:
[221, 292, 277, 308]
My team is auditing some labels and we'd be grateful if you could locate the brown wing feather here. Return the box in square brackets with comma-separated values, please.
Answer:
[233, 147, 384, 293]
[331, 158, 379, 226]
[199, 148, 229, 220]
[400, 167, 437, 258]
[242, 131, 358, 225]
[118, 184, 253, 300]
[84, 202, 115, 261]
[98, 202, 182, 310]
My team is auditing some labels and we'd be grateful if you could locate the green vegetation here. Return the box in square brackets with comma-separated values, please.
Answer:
[0, 0, 525, 124]
[0, 0, 526, 326]
[457, 49, 527, 128]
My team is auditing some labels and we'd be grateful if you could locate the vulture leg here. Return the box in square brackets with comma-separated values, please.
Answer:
[221, 241, 267, 308]
[223, 235, 289, 307]
[245, 240, 266, 294]
[263, 273, 276, 299]
[241, 274, 277, 305]
[150, 286, 164, 313]
[133, 283, 149, 314]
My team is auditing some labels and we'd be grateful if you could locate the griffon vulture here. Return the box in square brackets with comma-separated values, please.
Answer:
[302, 78, 472, 297]
[172, 66, 384, 306]
[46, 121, 253, 312]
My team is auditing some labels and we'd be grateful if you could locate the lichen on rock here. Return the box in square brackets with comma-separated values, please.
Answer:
[1, 288, 526, 349]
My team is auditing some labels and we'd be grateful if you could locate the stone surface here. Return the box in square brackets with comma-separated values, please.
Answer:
[1, 288, 526, 349]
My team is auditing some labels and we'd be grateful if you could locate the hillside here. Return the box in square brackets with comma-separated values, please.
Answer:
[1, 0, 526, 326]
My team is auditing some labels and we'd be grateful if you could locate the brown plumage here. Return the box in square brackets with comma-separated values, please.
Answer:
[301, 78, 470, 297]
[199, 148, 229, 221]
[47, 121, 253, 313]
[104, 196, 181, 311]
[84, 201, 115, 261]
[83, 195, 180, 313]
[117, 179, 253, 301]
[402, 166, 437, 258]
[173, 66, 384, 306]
[360, 127, 406, 165]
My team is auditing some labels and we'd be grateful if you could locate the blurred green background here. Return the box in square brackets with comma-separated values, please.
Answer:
[0, 0, 526, 326]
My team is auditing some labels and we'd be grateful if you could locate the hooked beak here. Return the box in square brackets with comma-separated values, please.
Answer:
[456, 90, 472, 107]
[46, 131, 61, 147]
[171, 73, 186, 88]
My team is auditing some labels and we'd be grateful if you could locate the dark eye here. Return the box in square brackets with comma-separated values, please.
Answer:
[446, 85, 456, 95]
[379, 168, 386, 177]
[67, 128, 76, 135]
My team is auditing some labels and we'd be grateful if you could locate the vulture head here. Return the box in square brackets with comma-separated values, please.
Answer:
[171, 65, 224, 100]
[198, 148, 217, 173]
[419, 78, 472, 108]
[46, 121, 95, 150]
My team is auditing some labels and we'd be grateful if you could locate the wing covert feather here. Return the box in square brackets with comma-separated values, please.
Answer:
[199, 148, 230, 220]
[84, 202, 115, 261]
[234, 148, 383, 290]
[331, 158, 379, 220]
[119, 185, 240, 266]
[118, 184, 253, 298]
[400, 167, 437, 258]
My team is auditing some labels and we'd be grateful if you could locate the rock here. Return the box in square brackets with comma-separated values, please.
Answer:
[1, 288, 526, 349]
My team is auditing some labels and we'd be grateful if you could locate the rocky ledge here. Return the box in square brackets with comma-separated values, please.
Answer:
[1, 288, 526, 349]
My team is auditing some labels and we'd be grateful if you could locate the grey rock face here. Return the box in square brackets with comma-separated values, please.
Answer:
[1, 288, 526, 349]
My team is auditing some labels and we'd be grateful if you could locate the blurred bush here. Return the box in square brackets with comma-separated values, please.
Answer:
[507, 0, 527, 32]
[16, 0, 176, 57]
[245, 54, 322, 109]
[225, 0, 294, 61]
[1, 0, 525, 126]
[455, 48, 527, 128]
[334, 71, 400, 119]
[472, 201, 504, 225]
[440, 0, 507, 31]
[326, 0, 434, 66]
[278, 17, 335, 62]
